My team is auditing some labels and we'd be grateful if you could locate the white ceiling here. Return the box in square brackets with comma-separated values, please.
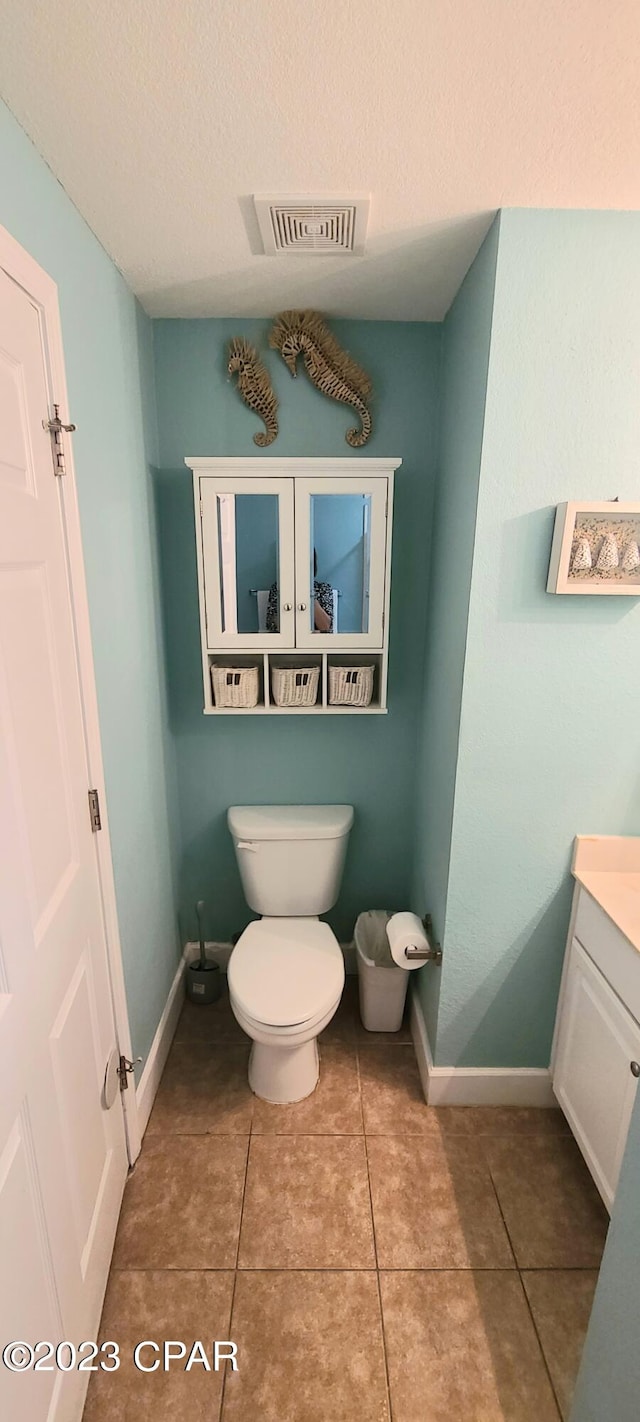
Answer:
[1, 1, 639, 321]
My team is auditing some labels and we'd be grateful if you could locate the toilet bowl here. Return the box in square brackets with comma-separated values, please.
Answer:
[227, 805, 354, 1104]
[228, 917, 345, 1103]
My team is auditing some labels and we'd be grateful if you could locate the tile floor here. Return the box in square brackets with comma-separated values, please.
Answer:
[84, 980, 608, 1421]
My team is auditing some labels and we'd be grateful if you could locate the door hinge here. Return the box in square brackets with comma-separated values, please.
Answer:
[88, 788, 102, 832]
[118, 1054, 142, 1092]
[43, 404, 76, 477]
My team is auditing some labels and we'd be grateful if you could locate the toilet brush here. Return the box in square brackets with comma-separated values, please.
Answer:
[186, 900, 221, 1005]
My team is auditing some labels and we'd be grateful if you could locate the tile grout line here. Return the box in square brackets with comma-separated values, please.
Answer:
[482, 1159, 517, 1273]
[485, 1164, 564, 1422]
[358, 1046, 394, 1422]
[218, 1133, 252, 1422]
[144, 1130, 579, 1141]
[248, 1065, 256, 1135]
[517, 1272, 564, 1422]
[233, 1129, 252, 1265]
[109, 1263, 536, 1275]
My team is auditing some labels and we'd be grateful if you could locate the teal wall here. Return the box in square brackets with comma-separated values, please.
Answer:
[0, 100, 181, 1064]
[412, 219, 499, 1051]
[571, 1094, 640, 1422]
[153, 318, 441, 944]
[424, 209, 640, 1067]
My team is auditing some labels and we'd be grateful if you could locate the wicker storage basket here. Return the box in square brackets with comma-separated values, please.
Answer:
[211, 663, 260, 708]
[329, 664, 375, 707]
[271, 664, 320, 707]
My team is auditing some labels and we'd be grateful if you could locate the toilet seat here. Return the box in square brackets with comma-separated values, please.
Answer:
[233, 991, 343, 1041]
[228, 917, 344, 1029]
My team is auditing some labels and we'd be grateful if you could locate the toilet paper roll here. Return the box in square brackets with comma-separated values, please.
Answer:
[385, 911, 429, 970]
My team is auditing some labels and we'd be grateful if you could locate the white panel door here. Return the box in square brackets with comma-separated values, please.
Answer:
[0, 267, 129, 1421]
[553, 937, 640, 1212]
[293, 477, 388, 649]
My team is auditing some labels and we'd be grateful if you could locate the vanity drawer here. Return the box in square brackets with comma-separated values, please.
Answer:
[574, 889, 640, 1025]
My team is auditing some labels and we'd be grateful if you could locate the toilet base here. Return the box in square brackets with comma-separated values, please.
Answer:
[248, 1037, 319, 1104]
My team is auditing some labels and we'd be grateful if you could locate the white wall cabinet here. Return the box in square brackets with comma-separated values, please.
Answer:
[187, 457, 400, 713]
[552, 889, 640, 1212]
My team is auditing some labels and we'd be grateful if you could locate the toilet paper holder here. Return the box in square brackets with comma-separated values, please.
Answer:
[404, 914, 443, 965]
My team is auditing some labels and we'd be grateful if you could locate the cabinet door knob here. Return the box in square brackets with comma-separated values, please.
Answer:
[282, 603, 292, 612]
[297, 603, 307, 611]
[631, 1061, 640, 1078]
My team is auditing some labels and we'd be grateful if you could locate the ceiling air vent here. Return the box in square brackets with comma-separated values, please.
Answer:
[253, 194, 370, 256]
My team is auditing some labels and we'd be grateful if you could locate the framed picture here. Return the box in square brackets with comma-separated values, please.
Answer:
[547, 501, 640, 595]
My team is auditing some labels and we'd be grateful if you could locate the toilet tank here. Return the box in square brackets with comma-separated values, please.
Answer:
[228, 805, 354, 916]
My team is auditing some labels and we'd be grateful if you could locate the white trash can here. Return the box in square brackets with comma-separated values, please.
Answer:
[354, 909, 409, 1032]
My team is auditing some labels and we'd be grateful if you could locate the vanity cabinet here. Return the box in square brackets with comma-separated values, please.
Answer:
[552, 888, 640, 1212]
[187, 457, 400, 713]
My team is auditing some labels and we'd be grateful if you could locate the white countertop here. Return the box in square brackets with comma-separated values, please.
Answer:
[572, 836, 640, 954]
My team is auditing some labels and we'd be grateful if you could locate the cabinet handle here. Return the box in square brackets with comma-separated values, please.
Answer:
[297, 603, 307, 611]
[282, 603, 292, 612]
[631, 1062, 640, 1078]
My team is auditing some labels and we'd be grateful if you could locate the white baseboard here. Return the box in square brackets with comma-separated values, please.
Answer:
[409, 984, 434, 1101]
[184, 939, 358, 973]
[135, 954, 186, 1139]
[426, 1066, 557, 1108]
[409, 983, 556, 1108]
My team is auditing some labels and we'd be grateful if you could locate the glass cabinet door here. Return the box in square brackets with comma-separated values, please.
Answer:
[199, 477, 295, 647]
[293, 477, 389, 650]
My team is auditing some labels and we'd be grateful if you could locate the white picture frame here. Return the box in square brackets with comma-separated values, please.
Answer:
[547, 501, 640, 595]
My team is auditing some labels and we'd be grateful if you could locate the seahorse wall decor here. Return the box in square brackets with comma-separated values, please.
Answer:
[227, 337, 279, 446]
[269, 310, 373, 447]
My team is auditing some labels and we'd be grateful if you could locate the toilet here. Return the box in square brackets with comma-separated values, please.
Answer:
[227, 804, 354, 1104]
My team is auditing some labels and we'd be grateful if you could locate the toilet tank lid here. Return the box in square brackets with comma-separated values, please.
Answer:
[228, 804, 354, 841]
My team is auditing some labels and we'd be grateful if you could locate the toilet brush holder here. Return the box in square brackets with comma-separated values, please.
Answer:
[186, 900, 222, 1006]
[186, 959, 221, 1005]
